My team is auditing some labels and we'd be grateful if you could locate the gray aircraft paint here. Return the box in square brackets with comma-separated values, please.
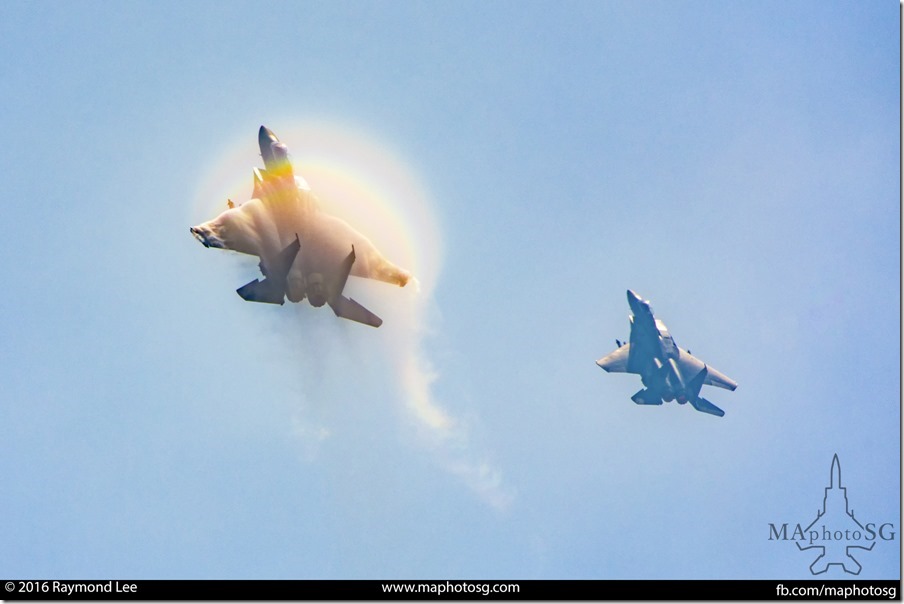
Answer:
[596, 290, 737, 417]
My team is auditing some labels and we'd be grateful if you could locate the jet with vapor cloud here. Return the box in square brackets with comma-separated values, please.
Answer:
[596, 290, 738, 417]
[190, 126, 411, 328]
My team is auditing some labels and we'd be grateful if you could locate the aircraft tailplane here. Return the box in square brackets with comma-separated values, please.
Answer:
[329, 296, 383, 328]
[689, 397, 725, 417]
[235, 235, 300, 305]
[631, 388, 663, 406]
[236, 278, 286, 305]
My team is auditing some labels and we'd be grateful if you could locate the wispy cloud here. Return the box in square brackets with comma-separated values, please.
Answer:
[390, 285, 514, 510]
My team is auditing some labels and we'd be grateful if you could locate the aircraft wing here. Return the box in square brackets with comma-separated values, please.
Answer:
[596, 344, 631, 373]
[676, 350, 737, 391]
[702, 365, 737, 391]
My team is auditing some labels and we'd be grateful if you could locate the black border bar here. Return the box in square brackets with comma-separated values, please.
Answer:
[1, 580, 901, 601]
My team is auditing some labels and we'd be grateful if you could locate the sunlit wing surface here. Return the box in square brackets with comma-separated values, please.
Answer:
[596, 290, 737, 417]
[675, 350, 736, 391]
[189, 126, 413, 327]
[701, 365, 737, 391]
[596, 344, 631, 373]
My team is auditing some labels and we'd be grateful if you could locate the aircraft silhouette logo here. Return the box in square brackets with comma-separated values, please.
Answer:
[795, 455, 874, 575]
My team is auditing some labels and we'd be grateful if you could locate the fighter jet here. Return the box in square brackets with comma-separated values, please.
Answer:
[596, 290, 738, 417]
[190, 126, 411, 327]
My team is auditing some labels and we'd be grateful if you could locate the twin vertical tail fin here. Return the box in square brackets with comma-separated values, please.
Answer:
[627, 367, 725, 416]
[326, 246, 383, 328]
[235, 236, 383, 327]
[687, 366, 709, 400]
[686, 366, 725, 417]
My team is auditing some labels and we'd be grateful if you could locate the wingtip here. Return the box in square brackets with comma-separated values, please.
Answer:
[595, 358, 613, 372]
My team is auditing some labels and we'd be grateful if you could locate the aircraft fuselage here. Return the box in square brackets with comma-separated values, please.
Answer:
[596, 290, 737, 417]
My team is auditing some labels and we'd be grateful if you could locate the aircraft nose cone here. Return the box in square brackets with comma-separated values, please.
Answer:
[627, 289, 642, 303]
[259, 126, 280, 165]
[259, 125, 278, 143]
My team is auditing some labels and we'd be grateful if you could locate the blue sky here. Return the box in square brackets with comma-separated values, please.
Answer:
[1, 0, 899, 580]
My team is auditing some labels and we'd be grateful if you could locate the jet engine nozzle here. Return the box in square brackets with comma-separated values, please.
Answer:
[306, 273, 327, 307]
